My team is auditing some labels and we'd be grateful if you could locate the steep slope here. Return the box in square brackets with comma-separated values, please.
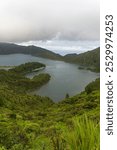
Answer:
[0, 42, 62, 60]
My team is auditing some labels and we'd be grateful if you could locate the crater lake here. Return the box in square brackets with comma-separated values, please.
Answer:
[0, 54, 99, 101]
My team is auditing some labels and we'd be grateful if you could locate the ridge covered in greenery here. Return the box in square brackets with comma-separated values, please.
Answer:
[64, 47, 100, 72]
[0, 62, 100, 150]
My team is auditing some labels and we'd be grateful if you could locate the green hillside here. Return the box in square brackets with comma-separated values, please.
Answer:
[64, 47, 100, 72]
[0, 62, 100, 150]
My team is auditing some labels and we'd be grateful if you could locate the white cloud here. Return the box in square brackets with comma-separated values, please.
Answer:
[0, 0, 99, 42]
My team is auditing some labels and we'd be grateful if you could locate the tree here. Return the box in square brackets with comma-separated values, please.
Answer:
[65, 93, 69, 99]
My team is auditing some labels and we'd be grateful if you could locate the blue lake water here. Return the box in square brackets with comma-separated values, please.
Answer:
[0, 54, 99, 101]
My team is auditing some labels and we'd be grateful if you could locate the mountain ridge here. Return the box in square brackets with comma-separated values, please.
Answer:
[0, 42, 62, 60]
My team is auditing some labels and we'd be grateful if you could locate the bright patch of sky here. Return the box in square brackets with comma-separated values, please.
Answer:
[18, 40, 99, 55]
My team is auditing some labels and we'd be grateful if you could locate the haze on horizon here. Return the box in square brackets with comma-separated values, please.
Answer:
[0, 0, 99, 54]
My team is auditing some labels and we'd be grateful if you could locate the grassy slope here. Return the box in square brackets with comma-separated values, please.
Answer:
[0, 84, 99, 150]
[0, 63, 100, 150]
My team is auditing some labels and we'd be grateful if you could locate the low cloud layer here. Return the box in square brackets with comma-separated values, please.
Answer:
[0, 0, 99, 42]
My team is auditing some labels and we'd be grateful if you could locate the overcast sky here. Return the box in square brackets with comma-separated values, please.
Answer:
[0, 0, 99, 43]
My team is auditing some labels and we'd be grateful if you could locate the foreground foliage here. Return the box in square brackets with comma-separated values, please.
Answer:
[0, 63, 100, 150]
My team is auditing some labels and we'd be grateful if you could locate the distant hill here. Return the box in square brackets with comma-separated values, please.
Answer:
[64, 47, 100, 72]
[0, 42, 62, 60]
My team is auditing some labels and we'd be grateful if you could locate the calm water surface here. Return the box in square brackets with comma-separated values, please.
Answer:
[0, 54, 99, 101]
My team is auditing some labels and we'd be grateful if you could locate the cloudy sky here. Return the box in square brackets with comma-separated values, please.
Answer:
[0, 0, 100, 54]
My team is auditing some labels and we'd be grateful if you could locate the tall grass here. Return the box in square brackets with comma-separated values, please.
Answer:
[63, 115, 100, 150]
[31, 115, 100, 150]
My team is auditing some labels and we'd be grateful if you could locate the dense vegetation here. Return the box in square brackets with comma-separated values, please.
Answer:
[0, 62, 100, 150]
[0, 43, 100, 72]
